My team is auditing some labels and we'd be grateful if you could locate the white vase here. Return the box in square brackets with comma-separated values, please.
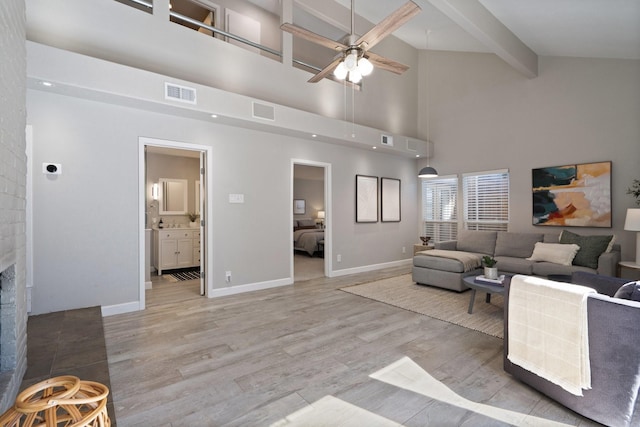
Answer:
[484, 267, 498, 280]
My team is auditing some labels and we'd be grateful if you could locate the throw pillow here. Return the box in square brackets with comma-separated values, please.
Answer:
[559, 230, 614, 269]
[526, 242, 580, 266]
[613, 281, 640, 302]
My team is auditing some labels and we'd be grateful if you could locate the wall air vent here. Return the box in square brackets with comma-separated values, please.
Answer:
[165, 82, 197, 104]
[406, 139, 418, 152]
[381, 134, 394, 146]
[252, 102, 275, 121]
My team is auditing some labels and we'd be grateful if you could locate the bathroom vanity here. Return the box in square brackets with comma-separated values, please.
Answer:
[154, 228, 201, 275]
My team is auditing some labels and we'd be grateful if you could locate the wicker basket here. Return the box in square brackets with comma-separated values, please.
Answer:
[0, 376, 110, 427]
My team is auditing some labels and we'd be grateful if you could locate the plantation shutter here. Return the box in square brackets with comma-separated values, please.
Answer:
[421, 175, 458, 242]
[463, 169, 510, 231]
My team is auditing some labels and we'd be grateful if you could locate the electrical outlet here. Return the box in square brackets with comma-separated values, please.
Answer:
[337, 254, 342, 263]
[402, 246, 406, 254]
[225, 271, 232, 282]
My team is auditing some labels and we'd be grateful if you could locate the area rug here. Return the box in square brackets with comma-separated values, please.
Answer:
[167, 269, 200, 282]
[341, 274, 504, 339]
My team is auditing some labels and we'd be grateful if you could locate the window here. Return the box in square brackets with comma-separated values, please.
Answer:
[421, 175, 458, 242]
[463, 169, 509, 231]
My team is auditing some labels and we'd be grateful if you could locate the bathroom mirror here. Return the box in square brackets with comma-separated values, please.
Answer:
[159, 178, 188, 215]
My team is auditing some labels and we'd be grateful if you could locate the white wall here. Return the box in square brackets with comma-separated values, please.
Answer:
[26, 89, 418, 315]
[418, 52, 640, 260]
[0, 0, 28, 412]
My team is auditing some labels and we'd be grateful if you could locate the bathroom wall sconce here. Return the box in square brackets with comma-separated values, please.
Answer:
[152, 183, 159, 201]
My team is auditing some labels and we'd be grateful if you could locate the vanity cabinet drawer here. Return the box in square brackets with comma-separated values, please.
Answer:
[159, 230, 193, 239]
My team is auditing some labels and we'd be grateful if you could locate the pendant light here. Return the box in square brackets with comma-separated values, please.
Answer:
[419, 29, 438, 178]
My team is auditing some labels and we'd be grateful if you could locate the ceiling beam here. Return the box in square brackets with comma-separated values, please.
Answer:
[426, 0, 538, 78]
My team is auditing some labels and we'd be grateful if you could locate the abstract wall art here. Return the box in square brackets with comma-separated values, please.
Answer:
[532, 161, 612, 227]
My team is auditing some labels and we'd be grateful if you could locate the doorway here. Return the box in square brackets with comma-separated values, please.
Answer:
[138, 137, 212, 310]
[291, 159, 332, 281]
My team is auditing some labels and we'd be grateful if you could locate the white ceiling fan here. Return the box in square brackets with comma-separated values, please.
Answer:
[281, 0, 421, 83]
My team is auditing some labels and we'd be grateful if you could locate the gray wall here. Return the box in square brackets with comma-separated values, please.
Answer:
[294, 178, 324, 221]
[418, 51, 640, 261]
[26, 0, 420, 138]
[27, 89, 419, 315]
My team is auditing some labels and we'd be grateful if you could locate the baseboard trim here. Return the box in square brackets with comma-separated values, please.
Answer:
[331, 258, 412, 277]
[208, 277, 293, 298]
[101, 301, 141, 317]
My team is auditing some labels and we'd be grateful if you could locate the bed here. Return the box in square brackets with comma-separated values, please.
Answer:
[294, 219, 324, 256]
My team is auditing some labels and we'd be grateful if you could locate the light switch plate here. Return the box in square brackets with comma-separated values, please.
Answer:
[229, 194, 244, 203]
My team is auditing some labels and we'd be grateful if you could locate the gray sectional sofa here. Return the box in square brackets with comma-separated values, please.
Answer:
[412, 230, 620, 291]
[504, 271, 640, 427]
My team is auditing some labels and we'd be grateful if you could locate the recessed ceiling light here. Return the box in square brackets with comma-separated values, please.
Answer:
[373, 146, 377, 150]
[416, 154, 420, 158]
[311, 134, 317, 138]
[40, 81, 54, 87]
[210, 114, 218, 118]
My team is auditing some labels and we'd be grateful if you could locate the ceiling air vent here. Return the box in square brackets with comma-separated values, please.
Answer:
[406, 139, 418, 152]
[381, 134, 394, 147]
[252, 102, 275, 121]
[165, 82, 197, 104]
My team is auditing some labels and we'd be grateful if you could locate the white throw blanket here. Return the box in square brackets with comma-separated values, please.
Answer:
[418, 249, 482, 272]
[507, 275, 596, 396]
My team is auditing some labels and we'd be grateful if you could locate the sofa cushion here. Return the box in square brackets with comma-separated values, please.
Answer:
[456, 230, 497, 255]
[614, 281, 640, 301]
[413, 253, 471, 273]
[559, 230, 615, 269]
[494, 232, 543, 258]
[543, 233, 561, 243]
[532, 262, 595, 277]
[527, 242, 580, 266]
[494, 256, 534, 275]
[572, 271, 630, 297]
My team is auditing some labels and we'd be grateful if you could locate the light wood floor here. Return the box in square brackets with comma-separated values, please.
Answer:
[103, 267, 601, 426]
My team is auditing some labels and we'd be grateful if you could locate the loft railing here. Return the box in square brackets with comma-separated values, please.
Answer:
[123, 0, 322, 73]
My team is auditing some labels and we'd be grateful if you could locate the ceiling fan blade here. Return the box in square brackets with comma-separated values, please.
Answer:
[308, 57, 343, 83]
[355, 1, 421, 50]
[281, 23, 348, 52]
[366, 52, 410, 75]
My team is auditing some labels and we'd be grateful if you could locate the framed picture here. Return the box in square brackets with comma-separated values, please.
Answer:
[381, 178, 401, 222]
[532, 161, 612, 227]
[293, 199, 305, 214]
[356, 175, 378, 223]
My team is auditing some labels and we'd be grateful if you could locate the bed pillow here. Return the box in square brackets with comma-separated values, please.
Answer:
[297, 218, 316, 227]
[293, 220, 298, 230]
[526, 242, 580, 266]
[559, 230, 615, 269]
[613, 281, 640, 302]
[296, 225, 316, 230]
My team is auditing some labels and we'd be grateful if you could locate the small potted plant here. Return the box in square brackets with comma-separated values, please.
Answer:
[482, 255, 498, 280]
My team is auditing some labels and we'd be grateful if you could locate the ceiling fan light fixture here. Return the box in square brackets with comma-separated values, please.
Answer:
[334, 62, 348, 80]
[348, 69, 362, 83]
[344, 51, 359, 71]
[358, 57, 374, 76]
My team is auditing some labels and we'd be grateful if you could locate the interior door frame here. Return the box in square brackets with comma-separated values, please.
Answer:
[291, 159, 332, 279]
[138, 137, 213, 310]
